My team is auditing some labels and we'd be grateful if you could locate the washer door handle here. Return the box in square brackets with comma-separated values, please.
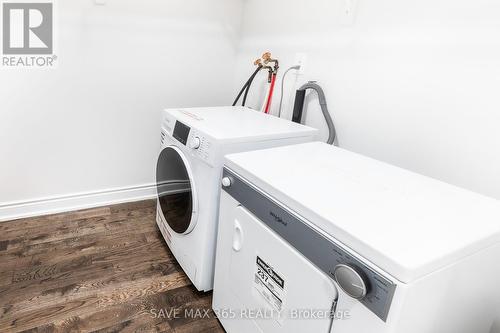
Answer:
[232, 220, 244, 252]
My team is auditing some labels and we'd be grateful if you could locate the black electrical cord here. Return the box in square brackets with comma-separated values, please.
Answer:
[232, 66, 263, 107]
[242, 81, 252, 107]
[242, 67, 262, 106]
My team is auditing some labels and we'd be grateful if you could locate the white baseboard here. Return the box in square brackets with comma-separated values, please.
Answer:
[0, 184, 157, 222]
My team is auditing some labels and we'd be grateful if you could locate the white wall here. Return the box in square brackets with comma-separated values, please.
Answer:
[235, 0, 500, 199]
[2, 0, 500, 221]
[0, 0, 243, 218]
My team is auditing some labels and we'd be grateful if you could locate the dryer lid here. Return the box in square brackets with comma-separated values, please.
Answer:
[223, 142, 500, 283]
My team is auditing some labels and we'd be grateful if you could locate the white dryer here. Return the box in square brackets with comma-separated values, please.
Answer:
[214, 142, 500, 333]
[155, 106, 318, 291]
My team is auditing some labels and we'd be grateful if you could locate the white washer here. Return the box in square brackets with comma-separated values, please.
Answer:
[155, 106, 318, 292]
[214, 142, 500, 333]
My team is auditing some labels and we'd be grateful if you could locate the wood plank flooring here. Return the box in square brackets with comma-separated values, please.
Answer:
[0, 200, 225, 333]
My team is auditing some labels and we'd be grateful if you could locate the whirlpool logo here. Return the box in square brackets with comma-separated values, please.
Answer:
[2, 0, 57, 67]
[269, 211, 288, 227]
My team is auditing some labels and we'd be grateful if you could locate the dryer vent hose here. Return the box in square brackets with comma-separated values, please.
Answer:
[292, 82, 336, 145]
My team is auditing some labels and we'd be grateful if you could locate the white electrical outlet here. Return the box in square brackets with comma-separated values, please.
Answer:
[94, 0, 106, 5]
[340, 0, 358, 25]
[294, 53, 307, 75]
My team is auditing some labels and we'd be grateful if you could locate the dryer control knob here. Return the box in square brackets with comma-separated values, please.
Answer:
[189, 137, 201, 149]
[221, 177, 232, 188]
[334, 264, 368, 300]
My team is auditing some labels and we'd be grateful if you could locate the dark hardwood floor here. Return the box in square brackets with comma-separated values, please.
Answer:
[0, 200, 225, 333]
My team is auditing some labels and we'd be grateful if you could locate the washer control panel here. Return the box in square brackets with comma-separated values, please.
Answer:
[187, 130, 214, 165]
[160, 113, 215, 166]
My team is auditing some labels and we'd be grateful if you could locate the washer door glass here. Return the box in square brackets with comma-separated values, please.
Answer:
[156, 146, 196, 234]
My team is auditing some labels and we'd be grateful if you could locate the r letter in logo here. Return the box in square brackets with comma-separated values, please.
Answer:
[2, 2, 53, 54]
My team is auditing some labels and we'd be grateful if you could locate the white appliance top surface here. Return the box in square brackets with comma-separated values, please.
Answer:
[165, 106, 317, 142]
[224, 142, 500, 283]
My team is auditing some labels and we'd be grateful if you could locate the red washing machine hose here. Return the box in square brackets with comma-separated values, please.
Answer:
[264, 73, 277, 114]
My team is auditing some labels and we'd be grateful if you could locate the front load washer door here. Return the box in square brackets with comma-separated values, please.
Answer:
[156, 146, 198, 234]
